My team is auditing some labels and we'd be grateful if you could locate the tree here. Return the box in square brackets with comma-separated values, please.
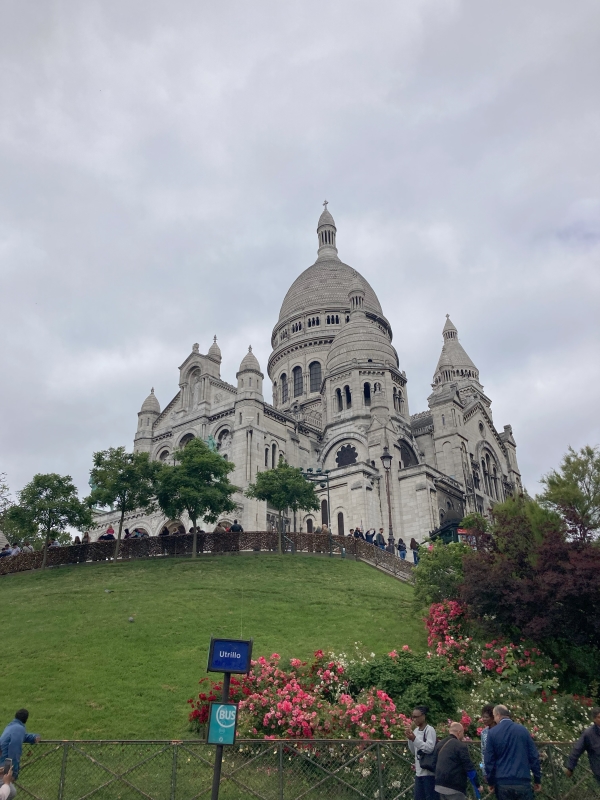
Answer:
[89, 446, 161, 560]
[413, 541, 469, 607]
[245, 460, 319, 554]
[0, 472, 10, 518]
[14, 473, 92, 568]
[538, 445, 600, 541]
[156, 438, 237, 557]
[460, 494, 600, 692]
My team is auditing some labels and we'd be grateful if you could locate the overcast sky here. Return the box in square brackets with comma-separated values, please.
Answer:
[1, 0, 599, 502]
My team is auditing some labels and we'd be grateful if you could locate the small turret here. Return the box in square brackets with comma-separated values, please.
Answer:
[432, 315, 481, 390]
[208, 335, 222, 363]
[236, 346, 264, 399]
[317, 201, 339, 259]
[135, 388, 160, 450]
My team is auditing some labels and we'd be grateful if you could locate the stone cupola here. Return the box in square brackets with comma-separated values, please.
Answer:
[236, 346, 264, 400]
[317, 200, 338, 259]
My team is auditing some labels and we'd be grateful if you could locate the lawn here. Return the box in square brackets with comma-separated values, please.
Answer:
[0, 554, 425, 739]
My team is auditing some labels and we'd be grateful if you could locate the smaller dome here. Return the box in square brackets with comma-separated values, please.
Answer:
[208, 335, 222, 362]
[140, 388, 160, 414]
[238, 345, 262, 374]
[317, 205, 336, 229]
[326, 315, 398, 374]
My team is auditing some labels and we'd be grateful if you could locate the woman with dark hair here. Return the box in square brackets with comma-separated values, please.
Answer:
[410, 538, 420, 564]
[407, 706, 437, 800]
[480, 703, 496, 776]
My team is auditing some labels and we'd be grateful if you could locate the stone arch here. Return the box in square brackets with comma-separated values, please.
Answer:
[179, 432, 196, 448]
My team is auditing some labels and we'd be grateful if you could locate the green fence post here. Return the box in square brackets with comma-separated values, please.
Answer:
[57, 743, 68, 800]
[171, 742, 178, 800]
[376, 742, 385, 800]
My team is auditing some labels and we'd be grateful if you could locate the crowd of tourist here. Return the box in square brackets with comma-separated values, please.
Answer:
[1, 703, 599, 798]
[408, 702, 600, 800]
[347, 525, 421, 563]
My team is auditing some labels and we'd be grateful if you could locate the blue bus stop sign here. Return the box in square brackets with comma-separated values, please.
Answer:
[207, 703, 238, 746]
[207, 638, 253, 674]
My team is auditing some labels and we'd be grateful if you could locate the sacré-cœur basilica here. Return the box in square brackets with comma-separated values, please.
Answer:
[90, 205, 522, 542]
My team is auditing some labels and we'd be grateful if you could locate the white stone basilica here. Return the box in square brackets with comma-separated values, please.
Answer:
[91, 205, 522, 541]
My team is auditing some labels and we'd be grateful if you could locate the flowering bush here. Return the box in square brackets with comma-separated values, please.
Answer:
[425, 601, 597, 740]
[188, 651, 412, 739]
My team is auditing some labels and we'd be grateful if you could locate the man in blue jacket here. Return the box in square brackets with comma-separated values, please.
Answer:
[484, 705, 541, 798]
[0, 710, 41, 792]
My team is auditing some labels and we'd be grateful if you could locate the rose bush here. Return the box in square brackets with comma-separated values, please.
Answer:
[425, 601, 596, 740]
[188, 651, 412, 739]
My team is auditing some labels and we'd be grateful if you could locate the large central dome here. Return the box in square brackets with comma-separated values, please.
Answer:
[279, 257, 383, 321]
[277, 205, 383, 322]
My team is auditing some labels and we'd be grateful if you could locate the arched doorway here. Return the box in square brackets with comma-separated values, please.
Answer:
[306, 519, 313, 533]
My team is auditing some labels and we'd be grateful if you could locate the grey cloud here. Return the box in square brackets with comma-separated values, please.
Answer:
[0, 0, 599, 501]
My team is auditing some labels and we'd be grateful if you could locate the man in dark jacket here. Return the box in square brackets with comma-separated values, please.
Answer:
[229, 520, 243, 532]
[434, 722, 479, 800]
[566, 706, 600, 784]
[485, 705, 541, 798]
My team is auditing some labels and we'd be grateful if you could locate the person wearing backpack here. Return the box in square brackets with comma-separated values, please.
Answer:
[407, 706, 437, 800]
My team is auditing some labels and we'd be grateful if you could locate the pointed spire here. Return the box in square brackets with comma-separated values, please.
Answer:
[432, 315, 480, 389]
[316, 201, 339, 259]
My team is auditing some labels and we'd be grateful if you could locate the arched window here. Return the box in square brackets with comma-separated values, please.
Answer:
[315, 317, 320, 326]
[307, 518, 313, 533]
[344, 385, 352, 409]
[363, 382, 371, 406]
[179, 433, 195, 447]
[492, 466, 498, 500]
[159, 449, 170, 461]
[321, 498, 328, 526]
[293, 366, 303, 397]
[281, 373, 288, 403]
[337, 512, 344, 537]
[336, 388, 343, 412]
[272, 444, 277, 469]
[265, 447, 269, 467]
[309, 361, 322, 393]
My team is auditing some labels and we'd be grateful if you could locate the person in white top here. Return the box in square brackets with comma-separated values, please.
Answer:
[407, 705, 437, 800]
[1, 767, 15, 800]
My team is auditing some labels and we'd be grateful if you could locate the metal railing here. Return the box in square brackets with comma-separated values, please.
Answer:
[14, 740, 599, 800]
[0, 533, 414, 581]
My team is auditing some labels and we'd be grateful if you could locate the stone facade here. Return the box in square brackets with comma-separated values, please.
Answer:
[90, 205, 521, 541]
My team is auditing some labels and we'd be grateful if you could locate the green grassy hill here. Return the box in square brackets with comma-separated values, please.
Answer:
[0, 554, 424, 739]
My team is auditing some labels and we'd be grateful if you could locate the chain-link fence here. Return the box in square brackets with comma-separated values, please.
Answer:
[13, 740, 600, 800]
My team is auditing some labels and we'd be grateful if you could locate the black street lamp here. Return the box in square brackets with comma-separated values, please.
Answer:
[380, 446, 394, 547]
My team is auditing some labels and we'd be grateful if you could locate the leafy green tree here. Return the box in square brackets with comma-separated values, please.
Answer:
[89, 446, 162, 560]
[14, 473, 92, 567]
[413, 541, 470, 607]
[2, 504, 40, 547]
[156, 438, 237, 557]
[245, 460, 319, 554]
[538, 445, 600, 541]
[0, 472, 10, 517]
[459, 512, 489, 534]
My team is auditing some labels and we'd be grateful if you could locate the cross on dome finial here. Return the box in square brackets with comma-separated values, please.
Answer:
[248, 345, 252, 353]
[323, 200, 328, 209]
[213, 335, 217, 343]
[446, 313, 450, 319]
[151, 387, 154, 393]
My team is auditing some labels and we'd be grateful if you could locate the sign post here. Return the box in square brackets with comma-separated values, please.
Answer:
[206, 637, 253, 800]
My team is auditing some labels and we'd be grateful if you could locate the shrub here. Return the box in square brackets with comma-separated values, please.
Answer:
[345, 649, 460, 724]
